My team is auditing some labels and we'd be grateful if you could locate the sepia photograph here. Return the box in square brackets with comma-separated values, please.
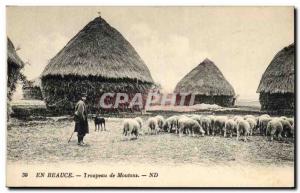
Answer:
[6, 6, 295, 187]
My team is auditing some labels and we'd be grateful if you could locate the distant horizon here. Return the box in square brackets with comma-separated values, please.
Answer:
[7, 6, 294, 100]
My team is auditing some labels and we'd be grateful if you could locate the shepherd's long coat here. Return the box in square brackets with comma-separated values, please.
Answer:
[74, 100, 89, 136]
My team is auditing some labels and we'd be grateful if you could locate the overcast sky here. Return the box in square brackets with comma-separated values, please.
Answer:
[7, 6, 294, 100]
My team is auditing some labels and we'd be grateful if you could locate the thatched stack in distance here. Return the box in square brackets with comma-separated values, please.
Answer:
[41, 17, 154, 114]
[7, 37, 25, 100]
[257, 43, 294, 114]
[174, 58, 236, 107]
[22, 77, 43, 100]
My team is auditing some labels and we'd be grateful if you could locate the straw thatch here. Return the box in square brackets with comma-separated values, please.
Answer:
[7, 37, 25, 100]
[41, 17, 154, 114]
[23, 77, 43, 100]
[42, 16, 153, 82]
[257, 43, 294, 113]
[7, 38, 24, 69]
[174, 58, 236, 107]
[257, 43, 294, 94]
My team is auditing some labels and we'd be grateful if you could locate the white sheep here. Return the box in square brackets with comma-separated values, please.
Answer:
[164, 115, 178, 133]
[260, 114, 271, 118]
[224, 119, 237, 138]
[234, 116, 244, 125]
[244, 115, 256, 121]
[280, 116, 288, 120]
[279, 118, 293, 138]
[177, 116, 189, 136]
[287, 118, 294, 137]
[190, 114, 202, 124]
[134, 117, 143, 129]
[176, 115, 189, 131]
[147, 117, 159, 135]
[266, 118, 283, 141]
[122, 118, 140, 139]
[178, 117, 205, 137]
[207, 115, 216, 132]
[257, 114, 271, 125]
[237, 119, 251, 142]
[207, 115, 216, 122]
[155, 115, 165, 131]
[233, 116, 244, 130]
[287, 118, 294, 126]
[258, 116, 272, 136]
[178, 114, 189, 119]
[244, 115, 257, 122]
[200, 116, 211, 135]
[214, 116, 228, 136]
[246, 118, 257, 136]
[233, 115, 243, 121]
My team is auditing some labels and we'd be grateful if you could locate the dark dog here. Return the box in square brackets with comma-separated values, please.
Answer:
[94, 115, 106, 131]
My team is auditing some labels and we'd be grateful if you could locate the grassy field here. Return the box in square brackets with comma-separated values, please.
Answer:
[7, 114, 294, 167]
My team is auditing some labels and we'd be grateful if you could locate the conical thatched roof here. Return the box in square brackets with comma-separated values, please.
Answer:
[7, 37, 24, 68]
[42, 17, 153, 83]
[174, 58, 235, 96]
[257, 43, 294, 94]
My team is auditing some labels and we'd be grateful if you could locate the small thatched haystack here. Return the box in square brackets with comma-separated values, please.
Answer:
[41, 17, 154, 114]
[22, 77, 43, 100]
[7, 37, 25, 100]
[257, 43, 294, 113]
[174, 58, 236, 107]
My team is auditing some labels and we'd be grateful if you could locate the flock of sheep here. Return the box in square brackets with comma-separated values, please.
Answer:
[122, 114, 294, 142]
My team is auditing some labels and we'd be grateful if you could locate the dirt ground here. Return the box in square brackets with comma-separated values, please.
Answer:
[7, 114, 294, 166]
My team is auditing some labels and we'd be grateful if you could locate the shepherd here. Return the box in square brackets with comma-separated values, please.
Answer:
[74, 93, 89, 146]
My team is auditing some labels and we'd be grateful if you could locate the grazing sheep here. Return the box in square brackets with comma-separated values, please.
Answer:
[224, 119, 237, 138]
[258, 114, 271, 125]
[176, 115, 189, 132]
[155, 115, 165, 131]
[266, 118, 283, 141]
[177, 114, 189, 122]
[235, 117, 244, 124]
[178, 114, 189, 118]
[207, 115, 216, 133]
[134, 117, 143, 129]
[178, 117, 205, 137]
[190, 114, 202, 124]
[260, 114, 271, 118]
[246, 118, 257, 136]
[237, 119, 251, 142]
[164, 115, 178, 133]
[233, 115, 243, 121]
[258, 117, 272, 136]
[214, 116, 228, 136]
[207, 115, 216, 121]
[244, 115, 256, 121]
[122, 119, 140, 139]
[280, 116, 288, 120]
[147, 117, 159, 135]
[280, 118, 293, 138]
[287, 118, 294, 126]
[200, 116, 211, 135]
[233, 116, 244, 126]
[177, 116, 189, 135]
[287, 118, 294, 137]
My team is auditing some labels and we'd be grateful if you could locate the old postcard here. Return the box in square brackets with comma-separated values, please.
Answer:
[6, 6, 295, 187]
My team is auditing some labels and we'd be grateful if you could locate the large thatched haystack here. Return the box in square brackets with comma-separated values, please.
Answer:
[174, 58, 236, 107]
[7, 37, 25, 100]
[257, 43, 294, 114]
[41, 17, 154, 114]
[22, 77, 43, 100]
